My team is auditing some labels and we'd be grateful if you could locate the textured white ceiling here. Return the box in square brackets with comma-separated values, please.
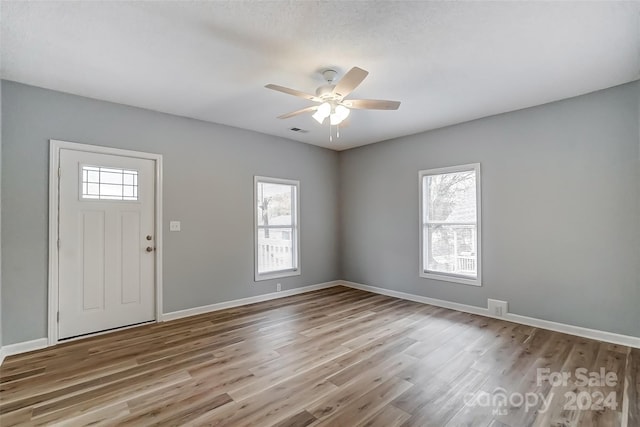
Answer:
[2, 1, 639, 150]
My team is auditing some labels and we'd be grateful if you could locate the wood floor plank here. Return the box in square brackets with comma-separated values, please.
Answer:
[327, 337, 417, 387]
[530, 338, 602, 427]
[51, 402, 130, 427]
[487, 330, 576, 427]
[0, 367, 46, 384]
[0, 286, 636, 427]
[442, 402, 498, 427]
[0, 352, 213, 414]
[29, 371, 192, 424]
[626, 348, 640, 427]
[229, 345, 350, 402]
[0, 406, 32, 427]
[575, 346, 626, 427]
[120, 391, 232, 426]
[271, 410, 317, 427]
[308, 353, 417, 420]
[340, 305, 436, 350]
[358, 404, 411, 427]
[398, 368, 488, 426]
[192, 362, 341, 426]
[1, 358, 139, 401]
[312, 376, 413, 427]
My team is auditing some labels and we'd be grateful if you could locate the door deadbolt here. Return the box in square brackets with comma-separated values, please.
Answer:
[146, 235, 152, 241]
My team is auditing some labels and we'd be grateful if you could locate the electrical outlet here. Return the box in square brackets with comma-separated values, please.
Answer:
[276, 283, 282, 292]
[488, 299, 508, 317]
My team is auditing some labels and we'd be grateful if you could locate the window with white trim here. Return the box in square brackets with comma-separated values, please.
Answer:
[255, 176, 300, 281]
[420, 164, 481, 286]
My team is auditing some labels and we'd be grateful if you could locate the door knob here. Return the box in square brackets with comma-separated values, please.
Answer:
[146, 246, 154, 252]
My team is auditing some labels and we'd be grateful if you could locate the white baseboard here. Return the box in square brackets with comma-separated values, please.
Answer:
[0, 281, 340, 365]
[501, 312, 640, 349]
[161, 280, 341, 322]
[0, 338, 49, 365]
[339, 280, 640, 349]
[3, 278, 636, 367]
[340, 280, 491, 317]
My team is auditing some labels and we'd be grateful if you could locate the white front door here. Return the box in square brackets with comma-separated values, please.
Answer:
[58, 148, 156, 339]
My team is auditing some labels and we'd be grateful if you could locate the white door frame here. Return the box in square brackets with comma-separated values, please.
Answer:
[48, 140, 163, 345]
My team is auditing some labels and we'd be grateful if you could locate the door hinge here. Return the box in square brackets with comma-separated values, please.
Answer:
[57, 238, 60, 249]
[57, 311, 60, 322]
[58, 167, 61, 178]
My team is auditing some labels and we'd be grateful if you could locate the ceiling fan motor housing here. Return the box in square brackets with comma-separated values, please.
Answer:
[316, 84, 337, 99]
[316, 68, 339, 99]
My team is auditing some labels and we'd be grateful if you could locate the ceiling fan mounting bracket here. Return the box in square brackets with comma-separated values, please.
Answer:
[320, 69, 337, 83]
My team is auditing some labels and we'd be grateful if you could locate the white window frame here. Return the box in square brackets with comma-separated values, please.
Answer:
[254, 176, 301, 281]
[419, 163, 482, 287]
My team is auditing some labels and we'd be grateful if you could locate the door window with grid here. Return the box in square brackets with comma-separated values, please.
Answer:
[81, 165, 138, 201]
[255, 177, 300, 281]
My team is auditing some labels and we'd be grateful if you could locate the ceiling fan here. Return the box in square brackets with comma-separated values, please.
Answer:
[265, 67, 400, 127]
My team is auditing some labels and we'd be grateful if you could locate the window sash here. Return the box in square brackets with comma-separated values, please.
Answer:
[257, 226, 297, 273]
[419, 164, 481, 287]
[423, 221, 478, 227]
[423, 225, 477, 276]
[254, 177, 300, 280]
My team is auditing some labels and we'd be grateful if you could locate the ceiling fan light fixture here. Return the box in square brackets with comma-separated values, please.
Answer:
[312, 112, 325, 124]
[312, 102, 331, 123]
[330, 105, 350, 125]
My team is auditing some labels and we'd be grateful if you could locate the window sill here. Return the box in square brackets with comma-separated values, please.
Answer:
[420, 271, 481, 287]
[255, 268, 301, 282]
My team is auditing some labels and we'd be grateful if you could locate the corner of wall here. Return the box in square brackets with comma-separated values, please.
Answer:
[336, 152, 344, 279]
[1, 78, 4, 352]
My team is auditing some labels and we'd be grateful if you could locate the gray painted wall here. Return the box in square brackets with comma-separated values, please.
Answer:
[1, 80, 340, 345]
[340, 81, 639, 337]
[2, 79, 638, 345]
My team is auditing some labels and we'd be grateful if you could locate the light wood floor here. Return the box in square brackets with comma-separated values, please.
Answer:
[1, 286, 638, 426]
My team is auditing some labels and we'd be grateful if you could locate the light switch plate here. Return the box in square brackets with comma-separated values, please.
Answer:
[169, 221, 181, 232]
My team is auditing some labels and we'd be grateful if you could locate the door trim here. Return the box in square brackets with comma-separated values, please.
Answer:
[48, 140, 164, 346]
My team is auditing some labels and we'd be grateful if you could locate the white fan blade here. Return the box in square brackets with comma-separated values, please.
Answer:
[265, 84, 323, 103]
[277, 105, 317, 119]
[333, 67, 369, 99]
[342, 99, 400, 110]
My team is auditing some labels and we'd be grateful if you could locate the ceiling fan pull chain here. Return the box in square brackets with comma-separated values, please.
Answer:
[329, 124, 333, 142]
